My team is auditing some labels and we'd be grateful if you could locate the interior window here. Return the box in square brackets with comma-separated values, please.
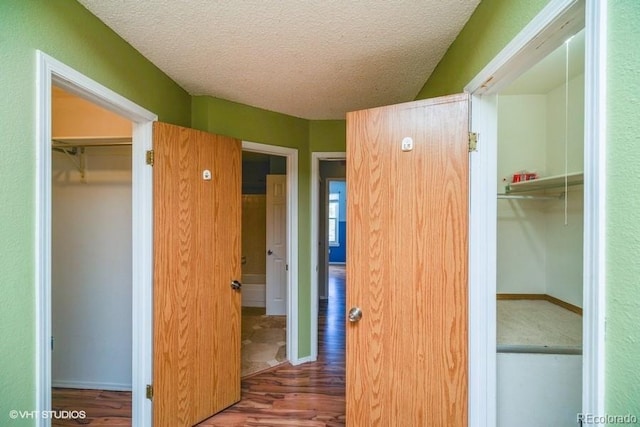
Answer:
[328, 193, 340, 246]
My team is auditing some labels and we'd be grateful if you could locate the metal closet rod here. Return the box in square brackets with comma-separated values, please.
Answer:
[497, 193, 565, 201]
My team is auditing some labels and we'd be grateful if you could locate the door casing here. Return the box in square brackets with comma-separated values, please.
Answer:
[36, 51, 156, 426]
[242, 141, 299, 363]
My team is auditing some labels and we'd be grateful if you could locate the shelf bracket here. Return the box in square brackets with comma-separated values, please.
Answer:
[55, 146, 86, 182]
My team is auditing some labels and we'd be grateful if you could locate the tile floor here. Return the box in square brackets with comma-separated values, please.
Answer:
[241, 307, 287, 377]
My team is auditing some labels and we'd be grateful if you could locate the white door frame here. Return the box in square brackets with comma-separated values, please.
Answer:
[36, 52, 156, 426]
[465, 0, 606, 424]
[242, 141, 300, 364]
[309, 152, 346, 361]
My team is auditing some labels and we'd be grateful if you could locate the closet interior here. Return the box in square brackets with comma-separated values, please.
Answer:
[495, 28, 585, 426]
[51, 86, 133, 419]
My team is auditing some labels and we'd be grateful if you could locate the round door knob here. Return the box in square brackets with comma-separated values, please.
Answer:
[230, 280, 242, 291]
[267, 249, 273, 255]
[348, 307, 363, 322]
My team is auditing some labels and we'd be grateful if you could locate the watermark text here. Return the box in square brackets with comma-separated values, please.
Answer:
[578, 413, 638, 425]
[8, 410, 86, 420]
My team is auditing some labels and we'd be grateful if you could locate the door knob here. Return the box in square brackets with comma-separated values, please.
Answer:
[230, 280, 242, 291]
[267, 249, 273, 255]
[348, 307, 363, 323]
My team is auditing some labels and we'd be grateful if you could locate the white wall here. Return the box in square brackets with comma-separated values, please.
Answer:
[52, 147, 132, 390]
[497, 95, 548, 295]
[544, 74, 585, 307]
[497, 353, 582, 427]
[497, 74, 584, 306]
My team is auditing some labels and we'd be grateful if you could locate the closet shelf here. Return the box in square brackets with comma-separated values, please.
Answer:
[504, 172, 583, 194]
[52, 136, 132, 148]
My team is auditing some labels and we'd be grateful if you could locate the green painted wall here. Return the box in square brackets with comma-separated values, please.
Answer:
[191, 96, 309, 148]
[309, 120, 346, 152]
[416, 0, 548, 99]
[0, 1, 190, 424]
[605, 0, 640, 417]
[417, 0, 640, 417]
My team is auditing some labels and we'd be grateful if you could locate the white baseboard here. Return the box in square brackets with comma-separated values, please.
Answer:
[290, 355, 316, 366]
[52, 380, 132, 392]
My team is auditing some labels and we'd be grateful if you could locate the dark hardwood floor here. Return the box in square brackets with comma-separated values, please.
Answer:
[200, 265, 346, 426]
[51, 265, 346, 426]
[51, 388, 131, 426]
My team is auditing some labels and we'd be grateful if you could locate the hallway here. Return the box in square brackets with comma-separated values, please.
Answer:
[199, 265, 346, 426]
[51, 267, 346, 426]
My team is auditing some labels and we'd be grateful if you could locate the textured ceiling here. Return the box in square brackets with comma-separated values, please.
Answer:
[78, 0, 480, 120]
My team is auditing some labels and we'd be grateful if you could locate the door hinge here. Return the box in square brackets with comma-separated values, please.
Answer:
[468, 132, 478, 152]
[146, 384, 153, 400]
[146, 150, 154, 166]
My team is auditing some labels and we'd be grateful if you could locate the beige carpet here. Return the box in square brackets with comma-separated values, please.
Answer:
[497, 300, 582, 348]
[241, 307, 287, 377]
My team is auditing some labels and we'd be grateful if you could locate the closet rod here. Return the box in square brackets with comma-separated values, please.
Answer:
[52, 140, 132, 148]
[497, 193, 564, 201]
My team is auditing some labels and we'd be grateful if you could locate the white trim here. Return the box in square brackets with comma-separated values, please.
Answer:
[294, 355, 315, 366]
[36, 51, 156, 427]
[465, 0, 584, 95]
[310, 152, 347, 361]
[582, 0, 607, 416]
[468, 95, 498, 427]
[465, 0, 605, 424]
[242, 141, 300, 364]
[131, 120, 154, 427]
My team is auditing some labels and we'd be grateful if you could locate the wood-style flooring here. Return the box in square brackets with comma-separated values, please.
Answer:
[51, 265, 346, 426]
[199, 265, 346, 426]
[51, 388, 131, 426]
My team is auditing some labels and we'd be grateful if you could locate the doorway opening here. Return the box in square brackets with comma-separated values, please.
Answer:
[241, 141, 299, 365]
[36, 51, 157, 427]
[310, 153, 346, 360]
[240, 151, 288, 377]
[494, 27, 585, 426]
[465, 0, 605, 424]
[50, 85, 134, 421]
[318, 162, 347, 301]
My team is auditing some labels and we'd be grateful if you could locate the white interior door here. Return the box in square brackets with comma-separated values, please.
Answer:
[266, 174, 287, 315]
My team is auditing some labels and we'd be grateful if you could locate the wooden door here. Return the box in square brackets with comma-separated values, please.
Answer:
[266, 174, 287, 315]
[153, 122, 242, 426]
[346, 94, 469, 426]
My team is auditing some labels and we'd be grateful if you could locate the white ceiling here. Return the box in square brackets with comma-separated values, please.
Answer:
[77, 0, 480, 120]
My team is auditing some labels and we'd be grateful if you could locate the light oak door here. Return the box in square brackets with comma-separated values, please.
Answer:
[346, 94, 469, 426]
[153, 122, 242, 427]
[266, 174, 287, 315]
